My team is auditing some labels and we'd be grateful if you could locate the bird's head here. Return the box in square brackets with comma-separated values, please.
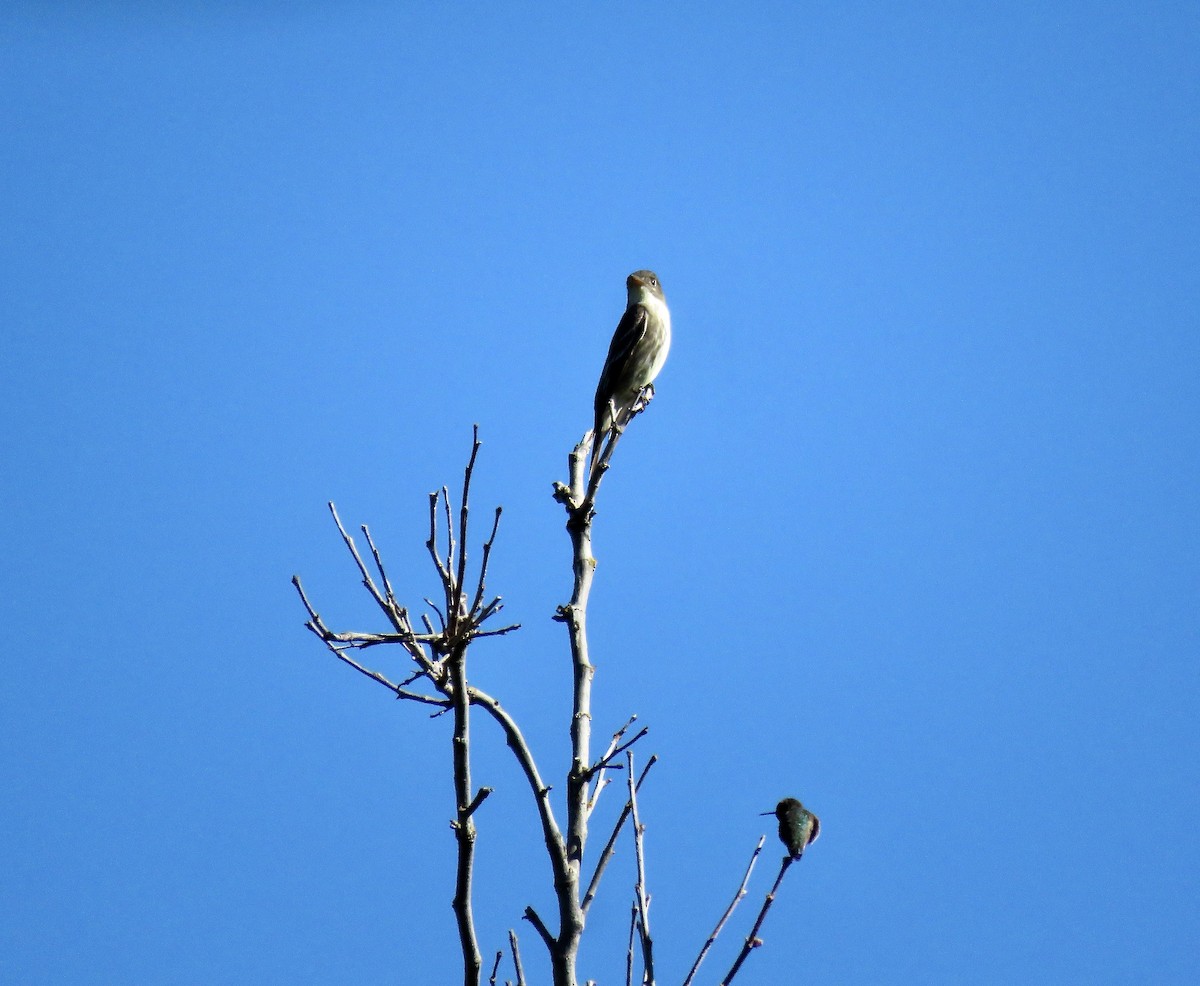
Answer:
[761, 797, 804, 820]
[626, 269, 665, 307]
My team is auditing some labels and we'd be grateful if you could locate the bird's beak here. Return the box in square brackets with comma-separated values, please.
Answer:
[758, 810, 774, 816]
[628, 274, 647, 288]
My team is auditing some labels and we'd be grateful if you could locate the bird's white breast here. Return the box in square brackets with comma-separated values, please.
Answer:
[633, 288, 672, 380]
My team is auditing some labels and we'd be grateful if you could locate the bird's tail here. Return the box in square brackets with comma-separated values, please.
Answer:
[591, 398, 618, 471]
[588, 427, 601, 472]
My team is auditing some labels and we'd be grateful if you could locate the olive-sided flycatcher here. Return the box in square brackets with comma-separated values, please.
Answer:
[591, 269, 671, 462]
[762, 797, 820, 859]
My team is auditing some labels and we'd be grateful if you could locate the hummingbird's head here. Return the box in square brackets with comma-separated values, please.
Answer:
[763, 797, 804, 820]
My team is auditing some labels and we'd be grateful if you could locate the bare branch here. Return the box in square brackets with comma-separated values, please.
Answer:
[466, 786, 493, 819]
[588, 726, 649, 783]
[299, 408, 698, 986]
[361, 523, 400, 617]
[473, 623, 522, 640]
[522, 906, 555, 951]
[301, 622, 438, 650]
[448, 648, 483, 986]
[719, 855, 798, 986]
[587, 715, 638, 818]
[317, 646, 444, 705]
[293, 571, 445, 683]
[424, 598, 448, 634]
[428, 490, 453, 586]
[476, 596, 506, 625]
[549, 388, 665, 986]
[420, 611, 437, 636]
[327, 502, 394, 621]
[583, 384, 655, 505]
[581, 754, 657, 915]
[455, 425, 483, 627]
[488, 950, 502, 986]
[298, 432, 566, 983]
[291, 582, 451, 707]
[508, 930, 526, 986]
[470, 505, 504, 619]
[397, 668, 427, 689]
[551, 433, 592, 510]
[468, 685, 567, 881]
[588, 715, 637, 779]
[627, 752, 654, 985]
[291, 571, 324, 624]
[442, 485, 455, 585]
[625, 900, 638, 986]
[682, 837, 766, 986]
[550, 418, 625, 979]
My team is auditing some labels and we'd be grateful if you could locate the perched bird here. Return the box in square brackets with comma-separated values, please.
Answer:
[591, 269, 671, 463]
[761, 797, 820, 859]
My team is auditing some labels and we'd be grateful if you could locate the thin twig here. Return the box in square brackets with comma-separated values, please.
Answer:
[293, 571, 441, 679]
[473, 623, 522, 640]
[455, 425, 482, 627]
[719, 855, 797, 985]
[328, 502, 391, 616]
[488, 951, 502, 986]
[625, 901, 638, 986]
[587, 715, 639, 817]
[584, 385, 655, 504]
[581, 755, 657, 915]
[423, 598, 447, 633]
[470, 506, 504, 619]
[302, 625, 443, 649]
[361, 523, 401, 619]
[465, 787, 493, 818]
[627, 752, 654, 985]
[468, 685, 568, 883]
[428, 490, 452, 586]
[682, 837, 766, 986]
[508, 929, 526, 986]
[299, 627, 447, 706]
[442, 485, 455, 587]
[588, 726, 649, 783]
[522, 906, 555, 951]
[293, 577, 448, 705]
[477, 597, 505, 624]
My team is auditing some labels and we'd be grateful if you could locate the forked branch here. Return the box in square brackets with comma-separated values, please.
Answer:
[682, 837, 766, 986]
[293, 428, 523, 986]
[719, 854, 799, 985]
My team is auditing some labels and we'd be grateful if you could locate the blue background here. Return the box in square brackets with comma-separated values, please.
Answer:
[3, 3, 1197, 983]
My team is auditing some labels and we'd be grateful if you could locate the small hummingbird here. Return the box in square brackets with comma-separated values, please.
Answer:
[761, 797, 820, 859]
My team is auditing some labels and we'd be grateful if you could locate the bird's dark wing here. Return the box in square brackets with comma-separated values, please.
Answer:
[594, 304, 650, 417]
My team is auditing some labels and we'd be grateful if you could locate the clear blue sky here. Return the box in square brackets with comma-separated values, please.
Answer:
[3, 4, 1197, 983]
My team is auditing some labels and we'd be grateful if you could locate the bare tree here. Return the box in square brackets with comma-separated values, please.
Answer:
[292, 396, 811, 985]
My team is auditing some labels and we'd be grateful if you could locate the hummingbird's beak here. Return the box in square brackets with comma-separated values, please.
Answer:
[758, 810, 774, 816]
